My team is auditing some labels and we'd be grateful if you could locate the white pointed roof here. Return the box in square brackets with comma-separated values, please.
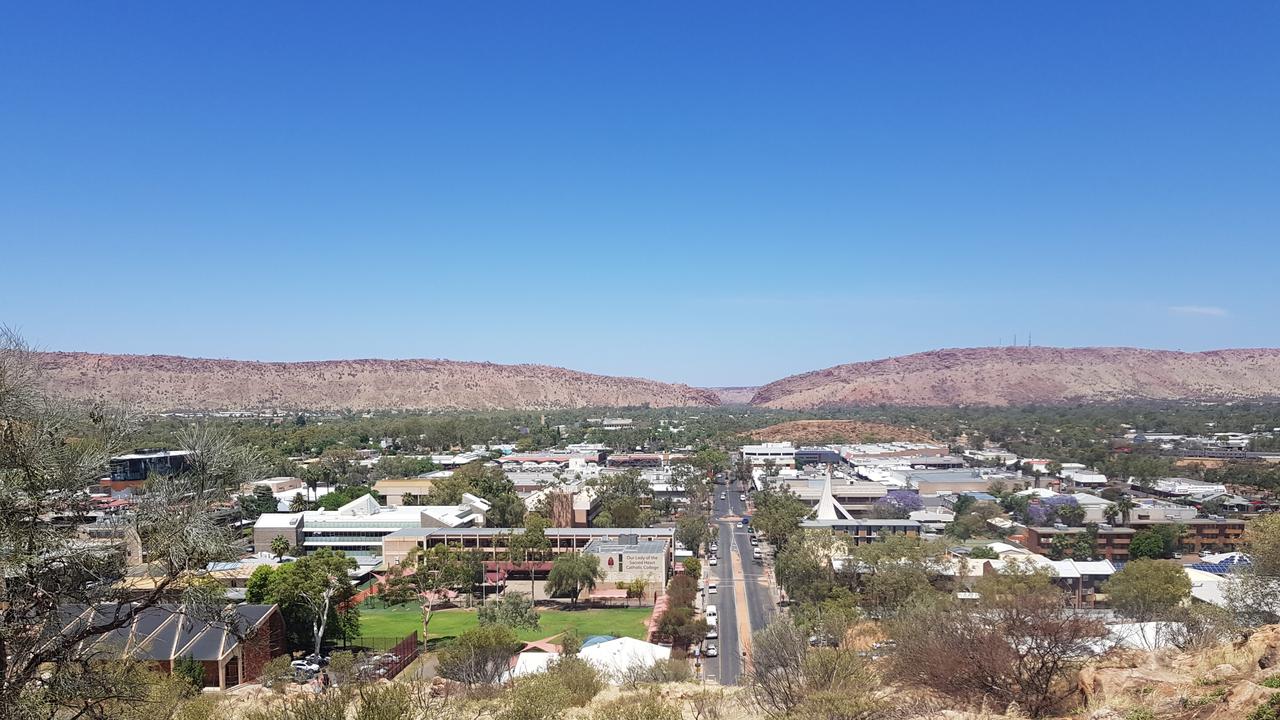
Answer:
[813, 472, 853, 521]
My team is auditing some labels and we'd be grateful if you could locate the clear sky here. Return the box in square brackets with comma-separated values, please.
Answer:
[2, 3, 1278, 387]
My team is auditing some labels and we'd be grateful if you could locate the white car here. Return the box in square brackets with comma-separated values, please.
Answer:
[740, 494, 747, 502]
[706, 625, 718, 639]
[706, 603, 718, 617]
[705, 642, 719, 657]
[709, 556, 718, 566]
[708, 583, 718, 594]
[720, 493, 726, 500]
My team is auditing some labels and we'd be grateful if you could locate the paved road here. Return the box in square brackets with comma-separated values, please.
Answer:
[701, 482, 776, 685]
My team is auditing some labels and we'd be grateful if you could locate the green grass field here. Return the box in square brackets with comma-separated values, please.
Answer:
[355, 604, 652, 646]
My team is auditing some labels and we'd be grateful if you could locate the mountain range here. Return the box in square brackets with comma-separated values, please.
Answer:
[36, 346, 1280, 412]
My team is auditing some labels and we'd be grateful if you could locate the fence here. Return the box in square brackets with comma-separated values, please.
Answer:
[346, 632, 420, 680]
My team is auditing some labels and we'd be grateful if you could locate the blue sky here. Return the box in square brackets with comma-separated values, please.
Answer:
[2, 3, 1278, 387]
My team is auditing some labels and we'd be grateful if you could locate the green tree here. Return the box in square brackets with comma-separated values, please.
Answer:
[968, 546, 999, 560]
[1103, 559, 1192, 621]
[751, 486, 810, 548]
[478, 591, 541, 629]
[270, 535, 291, 561]
[267, 548, 360, 655]
[509, 513, 553, 596]
[1129, 530, 1167, 560]
[287, 491, 309, 512]
[546, 552, 605, 607]
[437, 625, 520, 687]
[683, 557, 701, 580]
[384, 543, 482, 640]
[675, 513, 712, 554]
[426, 461, 525, 525]
[245, 565, 274, 603]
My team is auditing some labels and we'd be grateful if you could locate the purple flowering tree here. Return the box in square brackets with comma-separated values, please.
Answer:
[870, 490, 924, 519]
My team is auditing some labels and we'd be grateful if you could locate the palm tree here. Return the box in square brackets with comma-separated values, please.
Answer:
[1103, 504, 1120, 525]
[1114, 495, 1137, 526]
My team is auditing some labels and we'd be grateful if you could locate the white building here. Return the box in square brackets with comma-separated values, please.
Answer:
[253, 493, 490, 559]
[741, 442, 796, 468]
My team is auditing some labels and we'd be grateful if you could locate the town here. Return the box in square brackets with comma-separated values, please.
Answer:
[13, 350, 1280, 720]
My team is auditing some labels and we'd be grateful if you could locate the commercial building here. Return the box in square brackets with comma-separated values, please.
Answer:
[1129, 498, 1199, 522]
[741, 442, 797, 468]
[381, 526, 675, 567]
[781, 476, 888, 516]
[103, 449, 194, 492]
[253, 493, 490, 559]
[799, 518, 921, 545]
[906, 469, 1006, 495]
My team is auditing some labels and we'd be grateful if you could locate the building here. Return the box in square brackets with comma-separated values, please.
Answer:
[1023, 525, 1136, 561]
[381, 526, 675, 567]
[1129, 517, 1247, 554]
[794, 447, 843, 466]
[838, 443, 951, 463]
[583, 534, 670, 588]
[741, 442, 797, 468]
[606, 453, 688, 468]
[781, 476, 888, 516]
[373, 471, 453, 506]
[103, 449, 194, 492]
[253, 493, 490, 559]
[65, 603, 286, 690]
[906, 469, 1004, 495]
[1129, 498, 1198, 522]
[799, 518, 922, 545]
[944, 549, 1117, 608]
[1145, 478, 1227, 500]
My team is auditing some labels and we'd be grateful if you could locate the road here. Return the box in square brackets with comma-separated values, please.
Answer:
[700, 481, 776, 685]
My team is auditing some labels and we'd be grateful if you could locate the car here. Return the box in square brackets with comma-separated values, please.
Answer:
[740, 494, 747, 502]
[753, 548, 762, 559]
[738, 520, 745, 527]
[720, 493, 727, 500]
[709, 556, 718, 566]
[708, 583, 718, 594]
[704, 642, 719, 657]
[706, 625, 718, 639]
[706, 603, 717, 617]
[709, 542, 719, 551]
[749, 536, 759, 546]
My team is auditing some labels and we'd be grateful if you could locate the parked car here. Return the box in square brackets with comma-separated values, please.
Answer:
[740, 494, 747, 502]
[709, 556, 718, 566]
[708, 582, 718, 594]
[704, 642, 719, 657]
[706, 625, 718, 639]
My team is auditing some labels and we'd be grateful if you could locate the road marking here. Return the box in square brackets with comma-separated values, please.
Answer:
[729, 527, 753, 664]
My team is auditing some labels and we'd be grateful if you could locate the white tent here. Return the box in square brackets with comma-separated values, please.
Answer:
[578, 637, 671, 680]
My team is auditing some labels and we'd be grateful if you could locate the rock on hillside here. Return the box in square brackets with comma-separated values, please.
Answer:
[752, 347, 1280, 409]
[38, 353, 721, 412]
[747, 420, 932, 445]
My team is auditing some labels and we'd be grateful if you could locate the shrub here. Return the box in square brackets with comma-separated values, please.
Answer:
[172, 655, 205, 690]
[1262, 675, 1280, 689]
[501, 675, 575, 720]
[547, 656, 603, 705]
[590, 689, 682, 720]
[1248, 694, 1280, 720]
